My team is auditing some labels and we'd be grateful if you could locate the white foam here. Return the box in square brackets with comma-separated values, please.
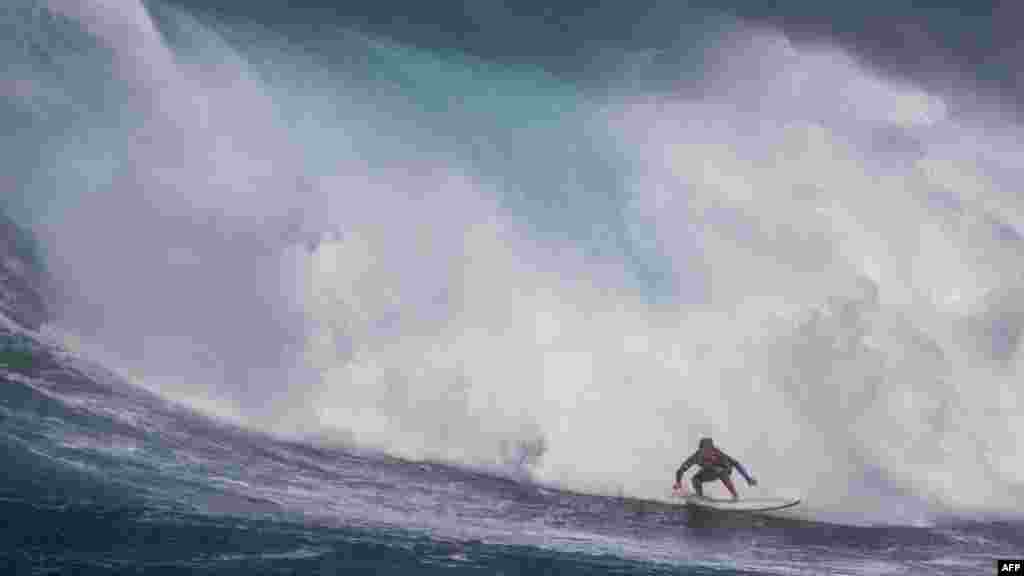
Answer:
[30, 0, 1023, 527]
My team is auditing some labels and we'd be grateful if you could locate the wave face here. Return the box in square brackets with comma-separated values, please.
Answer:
[3, 0, 1022, 529]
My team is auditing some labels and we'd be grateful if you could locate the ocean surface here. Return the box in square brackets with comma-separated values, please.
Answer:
[3, 1, 1023, 574]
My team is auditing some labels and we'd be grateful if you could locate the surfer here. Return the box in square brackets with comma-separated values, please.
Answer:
[672, 437, 757, 500]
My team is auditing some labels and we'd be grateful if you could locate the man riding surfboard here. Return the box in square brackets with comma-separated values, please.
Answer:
[672, 437, 757, 500]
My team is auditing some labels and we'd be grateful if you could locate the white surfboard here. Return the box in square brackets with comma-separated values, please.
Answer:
[683, 494, 801, 512]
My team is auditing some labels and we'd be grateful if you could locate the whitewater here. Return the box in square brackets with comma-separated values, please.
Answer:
[2, 0, 1022, 573]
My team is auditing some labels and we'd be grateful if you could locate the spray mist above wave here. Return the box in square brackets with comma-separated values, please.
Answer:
[8, 0, 1022, 525]
[608, 32, 1024, 519]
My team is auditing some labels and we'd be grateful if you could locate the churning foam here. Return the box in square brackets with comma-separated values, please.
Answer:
[16, 0, 1022, 524]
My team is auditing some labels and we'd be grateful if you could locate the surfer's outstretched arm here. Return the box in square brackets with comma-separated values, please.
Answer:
[674, 451, 698, 485]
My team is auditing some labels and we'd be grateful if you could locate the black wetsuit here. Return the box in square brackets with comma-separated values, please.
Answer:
[675, 447, 753, 492]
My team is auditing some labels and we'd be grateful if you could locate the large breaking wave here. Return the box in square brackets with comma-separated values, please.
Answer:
[4, 0, 1021, 526]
